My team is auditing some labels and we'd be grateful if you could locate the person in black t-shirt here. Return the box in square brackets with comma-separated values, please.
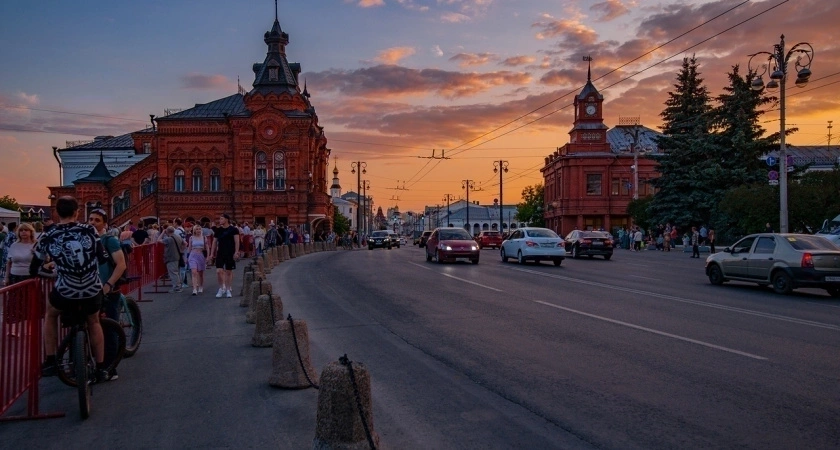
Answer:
[131, 222, 150, 246]
[210, 213, 240, 298]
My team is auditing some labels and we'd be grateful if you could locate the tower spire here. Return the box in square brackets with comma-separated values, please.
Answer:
[583, 55, 592, 82]
[275, 0, 278, 22]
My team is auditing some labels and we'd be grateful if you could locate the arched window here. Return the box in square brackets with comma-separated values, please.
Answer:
[174, 169, 185, 192]
[210, 168, 221, 191]
[192, 168, 203, 192]
[273, 152, 286, 190]
[255, 152, 267, 190]
[141, 174, 158, 198]
[113, 190, 130, 217]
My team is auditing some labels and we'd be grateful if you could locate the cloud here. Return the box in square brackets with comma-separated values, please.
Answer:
[180, 73, 231, 90]
[590, 0, 630, 22]
[374, 47, 417, 64]
[395, 0, 429, 12]
[500, 55, 536, 67]
[431, 45, 444, 57]
[441, 12, 471, 23]
[533, 18, 598, 46]
[357, 0, 385, 7]
[449, 52, 498, 68]
[305, 65, 531, 99]
[539, 69, 583, 87]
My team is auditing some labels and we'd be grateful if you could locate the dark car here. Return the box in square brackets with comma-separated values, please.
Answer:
[475, 231, 503, 249]
[389, 233, 401, 248]
[368, 230, 392, 250]
[564, 230, 614, 260]
[418, 231, 433, 248]
[425, 227, 479, 264]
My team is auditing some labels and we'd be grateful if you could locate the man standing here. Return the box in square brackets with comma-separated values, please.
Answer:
[132, 221, 150, 246]
[210, 213, 240, 298]
[690, 226, 701, 258]
[162, 227, 184, 293]
[265, 222, 279, 249]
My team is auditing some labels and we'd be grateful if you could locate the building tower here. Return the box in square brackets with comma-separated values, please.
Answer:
[330, 161, 341, 198]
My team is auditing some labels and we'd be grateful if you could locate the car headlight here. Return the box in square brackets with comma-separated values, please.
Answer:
[443, 245, 452, 251]
[471, 245, 478, 251]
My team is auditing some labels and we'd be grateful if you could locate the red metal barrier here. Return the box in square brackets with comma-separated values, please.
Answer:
[241, 235, 254, 257]
[0, 279, 63, 421]
[118, 242, 167, 300]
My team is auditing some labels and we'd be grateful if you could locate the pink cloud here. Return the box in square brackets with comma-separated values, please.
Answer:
[180, 73, 231, 90]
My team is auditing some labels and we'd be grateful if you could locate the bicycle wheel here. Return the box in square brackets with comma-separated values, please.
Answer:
[121, 296, 143, 357]
[74, 330, 91, 420]
[56, 318, 126, 387]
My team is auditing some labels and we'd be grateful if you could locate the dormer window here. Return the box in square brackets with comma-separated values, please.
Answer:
[143, 142, 151, 154]
[269, 67, 279, 81]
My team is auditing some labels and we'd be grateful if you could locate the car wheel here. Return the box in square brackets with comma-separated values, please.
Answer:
[517, 251, 525, 265]
[368, 246, 373, 250]
[501, 248, 508, 262]
[426, 251, 432, 262]
[603, 254, 612, 260]
[435, 250, 444, 264]
[826, 287, 840, 298]
[772, 271, 794, 295]
[471, 259, 479, 264]
[553, 259, 562, 266]
[707, 264, 725, 285]
[571, 245, 579, 259]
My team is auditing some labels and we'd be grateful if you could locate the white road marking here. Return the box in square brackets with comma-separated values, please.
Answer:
[534, 300, 768, 361]
[408, 262, 503, 292]
[510, 267, 840, 331]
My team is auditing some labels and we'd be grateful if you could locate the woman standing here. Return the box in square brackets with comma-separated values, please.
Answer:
[4, 223, 37, 336]
[708, 228, 716, 254]
[187, 225, 207, 295]
[253, 224, 266, 256]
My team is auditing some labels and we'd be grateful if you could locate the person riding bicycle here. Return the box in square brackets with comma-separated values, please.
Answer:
[88, 208, 127, 381]
[32, 196, 110, 383]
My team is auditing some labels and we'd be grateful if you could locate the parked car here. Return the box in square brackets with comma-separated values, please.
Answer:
[564, 230, 614, 260]
[705, 233, 840, 296]
[475, 231, 503, 249]
[368, 230, 392, 250]
[425, 227, 479, 264]
[418, 231, 433, 248]
[389, 233, 401, 248]
[500, 227, 566, 266]
[400, 236, 407, 245]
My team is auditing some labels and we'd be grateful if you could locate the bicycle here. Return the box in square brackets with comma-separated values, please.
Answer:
[118, 292, 142, 357]
[54, 307, 125, 419]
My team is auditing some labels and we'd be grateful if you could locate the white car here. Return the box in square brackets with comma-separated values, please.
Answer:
[500, 227, 567, 266]
[400, 237, 407, 245]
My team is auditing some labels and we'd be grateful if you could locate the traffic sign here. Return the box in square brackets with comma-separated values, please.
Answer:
[769, 179, 779, 185]
[768, 170, 779, 180]
[766, 156, 777, 167]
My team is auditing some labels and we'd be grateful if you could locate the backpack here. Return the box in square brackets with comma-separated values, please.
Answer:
[103, 235, 131, 287]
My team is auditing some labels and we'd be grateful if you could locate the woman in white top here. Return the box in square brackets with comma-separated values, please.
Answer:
[4, 222, 36, 286]
[253, 224, 266, 255]
[187, 225, 207, 295]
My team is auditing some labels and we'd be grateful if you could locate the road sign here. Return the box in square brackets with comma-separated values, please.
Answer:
[787, 155, 795, 166]
[768, 170, 779, 180]
[769, 179, 779, 185]
[766, 156, 777, 166]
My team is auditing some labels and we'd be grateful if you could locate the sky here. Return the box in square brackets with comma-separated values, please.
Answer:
[1, 0, 838, 213]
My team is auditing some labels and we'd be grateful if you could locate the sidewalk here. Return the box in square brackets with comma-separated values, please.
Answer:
[2, 262, 318, 448]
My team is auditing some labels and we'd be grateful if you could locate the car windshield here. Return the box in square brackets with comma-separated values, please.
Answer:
[525, 229, 559, 238]
[439, 230, 472, 240]
[787, 235, 840, 251]
[483, 232, 499, 236]
[371, 231, 389, 238]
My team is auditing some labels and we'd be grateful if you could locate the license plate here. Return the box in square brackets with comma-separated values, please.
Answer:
[592, 242, 603, 246]
[540, 243, 555, 247]
[826, 276, 840, 282]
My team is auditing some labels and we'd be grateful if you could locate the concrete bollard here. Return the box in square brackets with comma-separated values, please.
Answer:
[297, 243, 304, 256]
[313, 356, 380, 450]
[240, 271, 255, 307]
[246, 280, 273, 324]
[269, 247, 278, 267]
[269, 316, 319, 389]
[251, 294, 283, 347]
[289, 243, 297, 259]
[262, 253, 272, 274]
[282, 244, 290, 260]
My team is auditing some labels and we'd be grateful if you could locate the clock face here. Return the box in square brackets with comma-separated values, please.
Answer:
[585, 104, 597, 116]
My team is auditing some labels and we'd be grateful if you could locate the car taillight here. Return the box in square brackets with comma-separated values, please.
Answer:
[801, 252, 814, 268]
[606, 240, 614, 246]
[525, 240, 539, 247]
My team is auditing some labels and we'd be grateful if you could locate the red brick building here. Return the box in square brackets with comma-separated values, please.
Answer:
[49, 14, 332, 232]
[542, 68, 661, 235]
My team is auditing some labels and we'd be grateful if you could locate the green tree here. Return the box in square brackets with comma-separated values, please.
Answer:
[648, 55, 713, 227]
[516, 184, 544, 227]
[626, 197, 653, 231]
[718, 183, 777, 239]
[790, 169, 840, 232]
[332, 206, 351, 235]
[0, 195, 20, 212]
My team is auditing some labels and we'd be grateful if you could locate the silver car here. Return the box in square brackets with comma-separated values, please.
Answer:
[500, 227, 567, 266]
[705, 233, 840, 296]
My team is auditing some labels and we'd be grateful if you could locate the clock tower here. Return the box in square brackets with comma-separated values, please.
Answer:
[569, 57, 608, 151]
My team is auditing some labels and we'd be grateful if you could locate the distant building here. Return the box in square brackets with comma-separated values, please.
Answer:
[424, 200, 522, 233]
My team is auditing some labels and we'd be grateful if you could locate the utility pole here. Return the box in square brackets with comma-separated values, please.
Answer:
[351, 162, 366, 233]
[494, 160, 509, 232]
[362, 180, 370, 235]
[461, 180, 482, 233]
[829, 120, 833, 149]
[442, 194, 456, 227]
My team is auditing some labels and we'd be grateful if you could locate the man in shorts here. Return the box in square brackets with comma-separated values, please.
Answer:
[32, 196, 109, 381]
[210, 213, 240, 298]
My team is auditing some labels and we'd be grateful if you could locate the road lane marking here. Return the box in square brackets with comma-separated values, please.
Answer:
[510, 267, 840, 332]
[408, 262, 503, 292]
[628, 275, 661, 281]
[534, 300, 768, 361]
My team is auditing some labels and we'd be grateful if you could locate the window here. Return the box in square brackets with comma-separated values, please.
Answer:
[273, 152, 286, 190]
[210, 168, 221, 191]
[140, 176, 157, 198]
[255, 152, 267, 190]
[191, 168, 203, 192]
[143, 142, 151, 154]
[586, 174, 602, 196]
[732, 237, 756, 254]
[754, 237, 776, 254]
[621, 178, 630, 196]
[611, 178, 619, 196]
[174, 169, 185, 192]
[113, 191, 130, 217]
[269, 67, 278, 81]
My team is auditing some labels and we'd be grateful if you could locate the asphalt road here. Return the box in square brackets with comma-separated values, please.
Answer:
[3, 245, 839, 449]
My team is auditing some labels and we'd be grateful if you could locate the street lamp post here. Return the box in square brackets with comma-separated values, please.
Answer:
[493, 160, 509, 232]
[749, 35, 814, 233]
[351, 161, 366, 233]
[462, 180, 475, 232]
[442, 194, 456, 227]
[361, 179, 370, 235]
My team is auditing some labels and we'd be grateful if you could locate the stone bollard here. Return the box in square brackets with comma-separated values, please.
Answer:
[262, 253, 272, 274]
[251, 294, 283, 347]
[313, 355, 380, 450]
[239, 264, 255, 296]
[246, 280, 273, 324]
[282, 244, 290, 261]
[269, 247, 278, 267]
[269, 315, 319, 389]
[306, 242, 312, 254]
[297, 243, 304, 256]
[240, 271, 255, 307]
[288, 243, 297, 259]
[257, 257, 266, 275]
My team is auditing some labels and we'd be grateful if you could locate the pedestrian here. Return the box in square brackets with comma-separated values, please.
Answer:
[253, 224, 266, 255]
[699, 224, 708, 246]
[132, 221, 150, 246]
[162, 226, 184, 293]
[210, 213, 240, 298]
[690, 226, 700, 258]
[2, 222, 37, 336]
[633, 227, 643, 251]
[119, 225, 133, 246]
[187, 225, 207, 295]
[32, 196, 109, 382]
[147, 223, 160, 243]
[265, 222, 279, 248]
[765, 222, 774, 233]
[708, 228, 716, 254]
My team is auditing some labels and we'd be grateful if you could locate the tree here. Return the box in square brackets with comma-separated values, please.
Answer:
[516, 184, 544, 227]
[0, 195, 20, 212]
[626, 197, 653, 232]
[648, 55, 714, 227]
[332, 206, 351, 235]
